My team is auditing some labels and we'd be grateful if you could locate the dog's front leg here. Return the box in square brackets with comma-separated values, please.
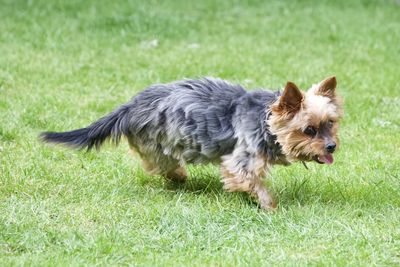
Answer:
[220, 150, 276, 211]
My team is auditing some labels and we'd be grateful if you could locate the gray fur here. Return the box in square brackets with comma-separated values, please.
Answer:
[41, 77, 284, 172]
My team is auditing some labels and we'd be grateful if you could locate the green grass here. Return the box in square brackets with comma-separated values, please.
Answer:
[1, 0, 400, 265]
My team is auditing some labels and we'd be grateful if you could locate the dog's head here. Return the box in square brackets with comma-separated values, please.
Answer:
[268, 76, 343, 164]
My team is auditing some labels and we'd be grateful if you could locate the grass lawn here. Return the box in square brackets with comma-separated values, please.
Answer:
[1, 0, 400, 265]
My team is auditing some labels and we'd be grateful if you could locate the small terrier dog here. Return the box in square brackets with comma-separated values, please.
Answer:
[41, 76, 343, 210]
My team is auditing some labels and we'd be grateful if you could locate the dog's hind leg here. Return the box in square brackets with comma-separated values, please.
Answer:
[131, 147, 187, 183]
[142, 158, 187, 183]
[165, 166, 188, 183]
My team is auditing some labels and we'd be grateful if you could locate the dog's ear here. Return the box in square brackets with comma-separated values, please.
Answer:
[278, 81, 303, 113]
[316, 76, 336, 98]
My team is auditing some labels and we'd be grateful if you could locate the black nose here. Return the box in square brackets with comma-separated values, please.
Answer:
[325, 142, 336, 153]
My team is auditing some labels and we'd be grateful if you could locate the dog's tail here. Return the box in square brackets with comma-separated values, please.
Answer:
[40, 105, 131, 151]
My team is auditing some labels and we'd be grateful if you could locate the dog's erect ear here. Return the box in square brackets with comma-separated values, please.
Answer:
[279, 82, 303, 113]
[316, 76, 336, 98]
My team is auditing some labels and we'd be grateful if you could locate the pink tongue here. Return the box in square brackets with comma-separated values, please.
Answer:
[319, 154, 334, 164]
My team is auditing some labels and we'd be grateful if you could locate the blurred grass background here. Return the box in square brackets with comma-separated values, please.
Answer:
[1, 0, 400, 265]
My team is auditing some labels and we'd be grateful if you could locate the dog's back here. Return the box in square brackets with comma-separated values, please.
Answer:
[125, 78, 281, 163]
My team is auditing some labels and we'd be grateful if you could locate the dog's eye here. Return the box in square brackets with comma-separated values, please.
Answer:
[327, 120, 334, 128]
[304, 126, 317, 137]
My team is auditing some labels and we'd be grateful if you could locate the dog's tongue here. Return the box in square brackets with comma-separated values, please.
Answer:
[319, 154, 334, 164]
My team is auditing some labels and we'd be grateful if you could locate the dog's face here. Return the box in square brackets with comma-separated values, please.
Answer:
[268, 76, 343, 164]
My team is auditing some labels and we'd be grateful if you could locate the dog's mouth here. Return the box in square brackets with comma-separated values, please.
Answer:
[313, 154, 334, 165]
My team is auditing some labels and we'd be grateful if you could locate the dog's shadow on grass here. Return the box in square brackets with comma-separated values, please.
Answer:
[164, 174, 260, 208]
[135, 167, 392, 209]
[133, 165, 225, 195]
[162, 165, 225, 195]
[165, 173, 224, 196]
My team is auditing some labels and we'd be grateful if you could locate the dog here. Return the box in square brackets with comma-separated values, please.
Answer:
[40, 76, 343, 210]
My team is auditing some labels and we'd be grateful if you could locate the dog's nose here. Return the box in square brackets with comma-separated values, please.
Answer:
[325, 142, 336, 153]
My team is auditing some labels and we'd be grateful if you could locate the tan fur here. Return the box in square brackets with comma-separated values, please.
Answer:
[166, 167, 188, 183]
[131, 146, 187, 182]
[220, 152, 276, 210]
[268, 76, 343, 162]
